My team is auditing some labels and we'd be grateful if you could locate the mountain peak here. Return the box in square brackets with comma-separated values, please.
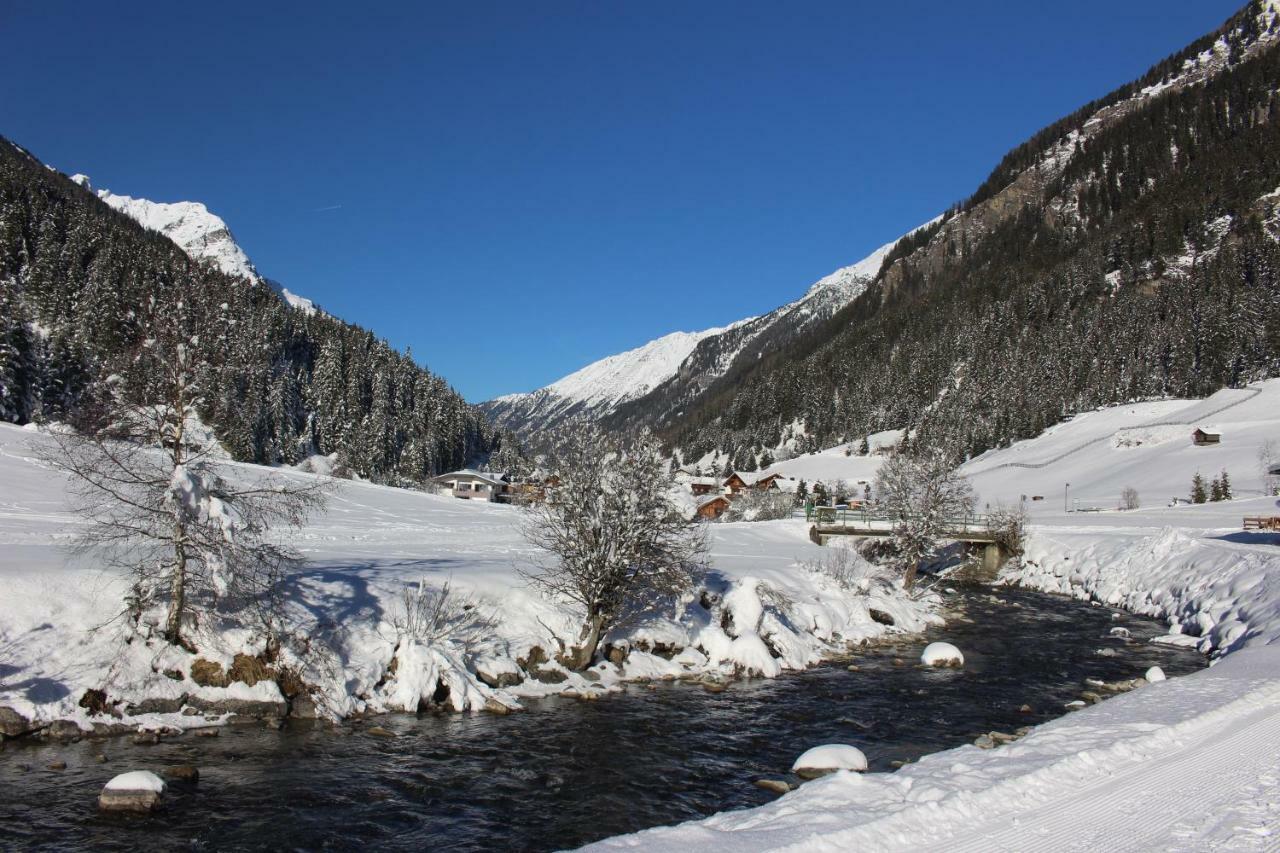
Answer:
[76, 175, 260, 283]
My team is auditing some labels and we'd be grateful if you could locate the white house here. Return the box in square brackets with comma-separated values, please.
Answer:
[431, 469, 510, 502]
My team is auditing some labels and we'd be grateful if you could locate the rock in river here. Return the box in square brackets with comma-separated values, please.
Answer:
[791, 744, 868, 779]
[99, 771, 166, 812]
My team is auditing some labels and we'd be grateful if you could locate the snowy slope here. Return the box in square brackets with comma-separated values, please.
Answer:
[70, 174, 260, 282]
[481, 223, 934, 439]
[0, 421, 935, 732]
[961, 380, 1280, 515]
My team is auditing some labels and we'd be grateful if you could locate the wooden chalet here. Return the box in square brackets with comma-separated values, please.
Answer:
[1192, 428, 1222, 446]
[696, 495, 732, 520]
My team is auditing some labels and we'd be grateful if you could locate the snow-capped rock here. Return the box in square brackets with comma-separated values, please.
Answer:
[71, 174, 259, 282]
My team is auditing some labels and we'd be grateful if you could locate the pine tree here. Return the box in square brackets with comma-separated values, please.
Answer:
[1191, 473, 1209, 504]
[1218, 469, 1232, 500]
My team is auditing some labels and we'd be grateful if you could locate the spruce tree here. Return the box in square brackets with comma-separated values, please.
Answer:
[1191, 473, 1209, 504]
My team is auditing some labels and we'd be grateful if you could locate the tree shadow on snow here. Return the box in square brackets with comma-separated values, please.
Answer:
[1210, 531, 1280, 546]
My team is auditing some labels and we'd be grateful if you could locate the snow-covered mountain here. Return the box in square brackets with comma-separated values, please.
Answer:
[70, 175, 259, 282]
[69, 174, 323, 316]
[480, 224, 930, 441]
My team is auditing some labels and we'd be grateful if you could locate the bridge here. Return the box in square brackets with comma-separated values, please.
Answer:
[801, 507, 1009, 577]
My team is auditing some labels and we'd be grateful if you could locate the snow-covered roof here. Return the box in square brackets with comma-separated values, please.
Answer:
[697, 494, 731, 508]
[432, 469, 509, 486]
[689, 476, 720, 486]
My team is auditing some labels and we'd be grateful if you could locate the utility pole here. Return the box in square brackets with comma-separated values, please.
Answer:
[1064, 482, 1071, 513]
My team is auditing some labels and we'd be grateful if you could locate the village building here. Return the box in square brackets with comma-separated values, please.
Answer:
[1192, 428, 1222, 446]
[696, 494, 732, 520]
[689, 476, 720, 496]
[430, 469, 511, 502]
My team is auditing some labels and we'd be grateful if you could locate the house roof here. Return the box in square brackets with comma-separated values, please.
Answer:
[689, 477, 720, 486]
[431, 469, 509, 486]
[698, 494, 731, 509]
[1194, 426, 1222, 436]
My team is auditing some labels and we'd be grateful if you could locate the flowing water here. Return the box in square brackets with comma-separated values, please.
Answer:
[0, 588, 1206, 852]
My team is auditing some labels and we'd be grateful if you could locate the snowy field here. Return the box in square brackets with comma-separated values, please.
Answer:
[592, 381, 1280, 852]
[0, 423, 934, 734]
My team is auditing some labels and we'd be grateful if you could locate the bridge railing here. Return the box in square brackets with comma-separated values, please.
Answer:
[798, 506, 992, 532]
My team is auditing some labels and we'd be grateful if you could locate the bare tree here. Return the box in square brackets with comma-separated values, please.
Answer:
[873, 448, 975, 588]
[723, 488, 793, 522]
[42, 296, 327, 650]
[1119, 486, 1140, 511]
[520, 430, 707, 669]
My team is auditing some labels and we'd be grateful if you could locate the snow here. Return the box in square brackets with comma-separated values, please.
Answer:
[792, 744, 868, 775]
[103, 771, 166, 793]
[280, 287, 319, 316]
[587, 379, 1280, 852]
[544, 327, 733, 410]
[920, 641, 963, 666]
[1146, 666, 1166, 683]
[0, 421, 933, 732]
[73, 175, 260, 283]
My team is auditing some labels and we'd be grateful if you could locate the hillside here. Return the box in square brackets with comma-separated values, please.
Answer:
[0, 139, 494, 481]
[649, 1, 1280, 467]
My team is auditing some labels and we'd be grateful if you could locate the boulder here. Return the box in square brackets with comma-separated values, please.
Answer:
[124, 695, 188, 716]
[868, 608, 895, 626]
[193, 728, 220, 738]
[99, 771, 165, 812]
[0, 706, 36, 738]
[163, 765, 199, 783]
[974, 733, 996, 749]
[289, 694, 319, 720]
[791, 744, 868, 779]
[754, 778, 792, 794]
[921, 642, 964, 667]
[474, 656, 523, 689]
[185, 695, 288, 719]
[43, 720, 83, 742]
[365, 725, 396, 738]
[1145, 666, 1166, 683]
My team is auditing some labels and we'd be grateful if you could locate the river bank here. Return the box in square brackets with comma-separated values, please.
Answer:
[0, 588, 1202, 852]
[0, 421, 939, 744]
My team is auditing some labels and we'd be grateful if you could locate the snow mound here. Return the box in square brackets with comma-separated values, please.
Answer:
[791, 744, 868, 777]
[921, 642, 964, 667]
[104, 771, 166, 793]
[1146, 666, 1167, 683]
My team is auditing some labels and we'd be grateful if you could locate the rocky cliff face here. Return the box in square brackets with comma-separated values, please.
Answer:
[70, 175, 260, 283]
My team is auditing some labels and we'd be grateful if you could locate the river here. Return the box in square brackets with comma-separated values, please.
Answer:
[0, 588, 1206, 852]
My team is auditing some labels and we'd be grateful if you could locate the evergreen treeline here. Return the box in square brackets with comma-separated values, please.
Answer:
[664, 2, 1280, 466]
[0, 139, 494, 483]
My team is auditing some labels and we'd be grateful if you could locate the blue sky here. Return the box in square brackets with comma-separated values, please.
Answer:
[2, 1, 1245, 401]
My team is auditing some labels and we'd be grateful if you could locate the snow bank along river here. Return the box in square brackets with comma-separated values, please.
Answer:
[0, 588, 1203, 851]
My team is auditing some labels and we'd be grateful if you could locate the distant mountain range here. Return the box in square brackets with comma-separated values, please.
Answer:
[479, 224, 930, 444]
